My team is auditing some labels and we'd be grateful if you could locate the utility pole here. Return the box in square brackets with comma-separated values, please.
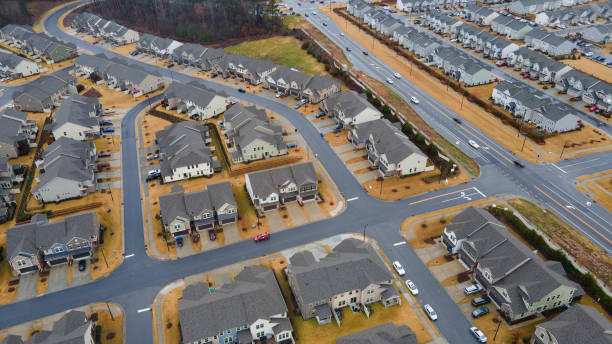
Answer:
[460, 94, 465, 109]
[105, 302, 115, 321]
[560, 141, 568, 158]
[520, 133, 527, 152]
[493, 319, 502, 341]
[100, 248, 109, 268]
[363, 224, 368, 241]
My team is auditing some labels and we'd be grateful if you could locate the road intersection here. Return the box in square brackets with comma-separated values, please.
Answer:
[0, 1, 611, 343]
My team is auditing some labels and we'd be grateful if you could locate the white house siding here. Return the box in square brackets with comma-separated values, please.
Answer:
[397, 153, 429, 175]
[52, 122, 100, 141]
[33, 177, 86, 202]
[163, 162, 213, 183]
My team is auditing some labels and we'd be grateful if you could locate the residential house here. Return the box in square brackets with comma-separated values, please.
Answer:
[221, 104, 288, 164]
[21, 31, 76, 63]
[2, 311, 95, 344]
[580, 23, 612, 44]
[0, 49, 42, 79]
[349, 0, 372, 17]
[159, 182, 237, 242]
[510, 0, 562, 15]
[539, 34, 575, 56]
[336, 323, 418, 344]
[442, 206, 583, 323]
[73, 53, 114, 79]
[530, 102, 581, 133]
[245, 162, 317, 212]
[213, 54, 277, 85]
[0, 157, 18, 208]
[323, 90, 382, 127]
[300, 75, 341, 104]
[136, 33, 183, 58]
[33, 137, 97, 203]
[155, 121, 217, 183]
[530, 304, 612, 344]
[349, 119, 431, 177]
[0, 108, 37, 158]
[465, 4, 500, 25]
[51, 94, 102, 141]
[71, 12, 139, 45]
[265, 66, 340, 103]
[103, 61, 165, 96]
[178, 265, 294, 344]
[171, 43, 226, 71]
[287, 238, 401, 325]
[6, 212, 99, 275]
[556, 69, 612, 110]
[163, 81, 229, 120]
[12, 69, 77, 112]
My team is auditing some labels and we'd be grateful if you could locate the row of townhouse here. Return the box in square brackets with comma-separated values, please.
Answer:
[0, 24, 77, 63]
[0, 48, 43, 79]
[530, 304, 612, 344]
[490, 15, 535, 40]
[576, 22, 612, 43]
[6, 211, 99, 276]
[522, 27, 575, 56]
[136, 33, 183, 58]
[0, 108, 37, 158]
[245, 162, 318, 212]
[428, 46, 498, 84]
[74, 53, 165, 96]
[12, 69, 77, 113]
[395, 0, 475, 13]
[172, 43, 226, 71]
[33, 137, 98, 203]
[265, 66, 341, 104]
[70, 12, 140, 46]
[510, 0, 600, 15]
[50, 94, 102, 141]
[163, 80, 230, 120]
[159, 182, 237, 243]
[535, 1, 612, 28]
[155, 121, 219, 184]
[0, 157, 22, 214]
[442, 207, 584, 323]
[492, 81, 581, 132]
[220, 103, 288, 164]
[463, 3, 501, 25]
[350, 118, 432, 177]
[505, 47, 572, 82]
[1, 310, 95, 344]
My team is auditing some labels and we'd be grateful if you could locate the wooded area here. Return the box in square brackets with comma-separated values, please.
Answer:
[0, 0, 66, 27]
[85, 0, 286, 44]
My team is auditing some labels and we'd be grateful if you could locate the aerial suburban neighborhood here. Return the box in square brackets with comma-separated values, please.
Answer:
[0, 0, 612, 343]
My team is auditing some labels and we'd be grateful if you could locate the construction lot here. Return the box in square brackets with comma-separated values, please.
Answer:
[152, 234, 438, 344]
[137, 105, 342, 260]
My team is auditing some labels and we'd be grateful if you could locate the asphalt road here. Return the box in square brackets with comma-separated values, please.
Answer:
[0, 2, 610, 343]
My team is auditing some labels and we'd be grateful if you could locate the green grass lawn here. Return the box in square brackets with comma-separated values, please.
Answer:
[224, 36, 326, 75]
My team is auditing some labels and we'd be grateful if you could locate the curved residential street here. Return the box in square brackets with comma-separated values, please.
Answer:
[0, 1, 611, 343]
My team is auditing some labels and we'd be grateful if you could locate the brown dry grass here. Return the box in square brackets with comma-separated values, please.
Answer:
[90, 303, 124, 344]
[77, 76, 165, 111]
[563, 58, 612, 84]
[577, 173, 612, 212]
[160, 284, 186, 344]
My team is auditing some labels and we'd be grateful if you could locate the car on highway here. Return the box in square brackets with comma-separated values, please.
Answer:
[423, 304, 438, 321]
[453, 117, 462, 124]
[386, 78, 394, 84]
[254, 232, 270, 242]
[410, 96, 419, 104]
[392, 261, 405, 276]
[148, 169, 161, 176]
[305, 13, 309, 17]
[472, 306, 490, 318]
[468, 140, 480, 149]
[238, 88, 246, 93]
[346, 47, 351, 52]
[322, 22, 327, 26]
[78, 260, 87, 272]
[471, 295, 491, 306]
[464, 283, 483, 295]
[340, 32, 345, 36]
[405, 280, 418, 295]
[363, 51, 369, 55]
[6, 103, 14, 108]
[470, 327, 487, 343]
[312, 11, 316, 14]
[513, 160, 525, 168]
[393, 72, 401, 79]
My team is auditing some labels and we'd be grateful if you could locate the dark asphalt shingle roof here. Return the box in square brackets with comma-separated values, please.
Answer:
[336, 322, 418, 344]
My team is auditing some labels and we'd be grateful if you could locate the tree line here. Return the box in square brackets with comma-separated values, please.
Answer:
[0, 0, 65, 28]
[86, 0, 284, 43]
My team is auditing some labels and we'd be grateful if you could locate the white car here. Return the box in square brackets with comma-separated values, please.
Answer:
[470, 327, 487, 343]
[423, 304, 438, 321]
[585, 52, 594, 57]
[340, 32, 345, 36]
[275, 92, 283, 98]
[148, 169, 161, 176]
[393, 72, 401, 79]
[6, 103, 14, 108]
[405, 280, 418, 295]
[468, 140, 480, 149]
[464, 283, 483, 295]
[386, 78, 394, 84]
[312, 11, 316, 15]
[392, 261, 405, 276]
[410, 96, 419, 104]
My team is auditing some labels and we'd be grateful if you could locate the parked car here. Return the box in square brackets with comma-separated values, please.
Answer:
[167, 63, 175, 68]
[596, 108, 604, 114]
[254, 232, 271, 242]
[468, 140, 480, 149]
[176, 237, 183, 247]
[410, 96, 419, 104]
[346, 47, 351, 52]
[471, 295, 491, 307]
[130, 50, 139, 56]
[585, 52, 594, 57]
[590, 106, 599, 112]
[101, 128, 115, 134]
[322, 22, 327, 26]
[470, 327, 487, 343]
[363, 51, 369, 55]
[405, 280, 418, 295]
[483, 54, 490, 58]
[315, 112, 326, 118]
[148, 169, 161, 176]
[464, 283, 483, 295]
[423, 304, 438, 321]
[210, 73, 218, 78]
[98, 152, 111, 158]
[78, 260, 86, 272]
[145, 174, 159, 182]
[523, 73, 530, 79]
[146, 154, 159, 161]
[97, 162, 110, 169]
[208, 229, 216, 241]
[453, 117, 462, 124]
[472, 307, 490, 318]
[340, 32, 345, 36]
[275, 92, 283, 98]
[495, 61, 507, 67]
[238, 88, 246, 93]
[100, 120, 113, 126]
[392, 261, 405, 276]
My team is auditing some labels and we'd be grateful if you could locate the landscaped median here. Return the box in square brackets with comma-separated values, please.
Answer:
[151, 234, 438, 344]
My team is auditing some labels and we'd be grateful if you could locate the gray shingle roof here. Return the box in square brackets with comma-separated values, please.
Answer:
[287, 238, 393, 305]
[163, 81, 227, 109]
[24, 310, 90, 344]
[536, 304, 612, 344]
[354, 119, 425, 165]
[156, 121, 212, 178]
[246, 162, 316, 199]
[336, 322, 418, 344]
[178, 265, 289, 342]
[223, 104, 285, 155]
[0, 108, 30, 147]
[324, 90, 380, 120]
[52, 94, 100, 132]
[159, 181, 236, 225]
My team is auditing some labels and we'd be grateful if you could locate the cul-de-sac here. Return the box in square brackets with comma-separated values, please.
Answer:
[0, 0, 611, 343]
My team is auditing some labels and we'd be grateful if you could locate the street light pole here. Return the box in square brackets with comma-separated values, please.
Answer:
[560, 142, 568, 158]
[363, 224, 368, 241]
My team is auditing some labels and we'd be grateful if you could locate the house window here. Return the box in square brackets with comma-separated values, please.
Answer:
[17, 259, 27, 266]
[53, 247, 64, 253]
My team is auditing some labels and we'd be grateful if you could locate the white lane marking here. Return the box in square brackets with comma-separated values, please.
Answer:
[473, 187, 486, 198]
[124, 254, 135, 258]
[393, 241, 407, 247]
[346, 197, 359, 202]
[557, 158, 599, 169]
[137, 308, 150, 313]
[542, 184, 612, 231]
[551, 163, 567, 174]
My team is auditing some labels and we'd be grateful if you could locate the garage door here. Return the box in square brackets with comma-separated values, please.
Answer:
[302, 195, 315, 201]
[283, 196, 297, 203]
[48, 258, 68, 266]
[197, 223, 213, 231]
[19, 265, 38, 274]
[263, 204, 277, 211]
[221, 218, 235, 224]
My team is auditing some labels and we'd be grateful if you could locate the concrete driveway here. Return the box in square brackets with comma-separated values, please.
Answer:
[356, 171, 379, 183]
[15, 273, 38, 301]
[221, 224, 241, 246]
[304, 202, 326, 222]
[286, 203, 307, 227]
[348, 160, 371, 172]
[266, 211, 286, 232]
[70, 261, 92, 287]
[176, 239, 196, 259]
[46, 265, 69, 293]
